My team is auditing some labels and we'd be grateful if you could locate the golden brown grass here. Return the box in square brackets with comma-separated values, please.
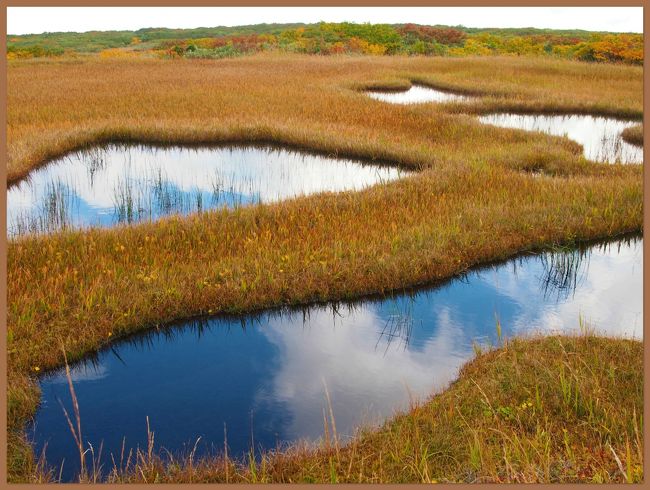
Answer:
[7, 53, 643, 482]
[7, 54, 642, 182]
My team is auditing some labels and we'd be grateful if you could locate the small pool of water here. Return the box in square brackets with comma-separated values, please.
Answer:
[7, 144, 404, 237]
[31, 236, 642, 481]
[366, 85, 468, 104]
[365, 88, 641, 164]
[479, 113, 643, 164]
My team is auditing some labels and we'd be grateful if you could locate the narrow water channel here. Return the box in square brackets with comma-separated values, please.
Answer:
[31, 236, 642, 481]
[7, 144, 404, 237]
[365, 85, 642, 164]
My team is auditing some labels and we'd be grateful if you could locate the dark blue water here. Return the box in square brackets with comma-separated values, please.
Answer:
[30, 237, 642, 481]
[7, 144, 403, 237]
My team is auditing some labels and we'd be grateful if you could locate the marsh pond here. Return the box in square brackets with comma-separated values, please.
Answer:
[31, 236, 642, 481]
[7, 144, 404, 237]
[366, 85, 642, 164]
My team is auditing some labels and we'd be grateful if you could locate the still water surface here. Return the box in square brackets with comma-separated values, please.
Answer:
[365, 86, 641, 164]
[32, 237, 642, 481]
[7, 144, 403, 237]
[366, 85, 468, 104]
[479, 113, 642, 164]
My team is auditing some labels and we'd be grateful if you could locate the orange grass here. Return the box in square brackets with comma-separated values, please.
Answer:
[7, 53, 643, 482]
[7, 54, 642, 182]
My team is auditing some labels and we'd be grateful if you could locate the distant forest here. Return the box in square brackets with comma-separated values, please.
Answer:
[7, 22, 643, 65]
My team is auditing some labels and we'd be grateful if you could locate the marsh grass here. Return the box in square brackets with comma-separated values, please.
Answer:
[7, 54, 642, 183]
[7, 54, 643, 482]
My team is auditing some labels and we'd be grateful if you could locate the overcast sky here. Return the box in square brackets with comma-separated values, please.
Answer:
[7, 7, 643, 36]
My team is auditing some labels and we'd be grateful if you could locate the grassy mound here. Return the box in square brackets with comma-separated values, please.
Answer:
[622, 124, 643, 147]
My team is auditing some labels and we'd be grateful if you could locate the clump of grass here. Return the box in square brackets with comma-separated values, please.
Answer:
[33, 334, 642, 483]
[621, 124, 643, 147]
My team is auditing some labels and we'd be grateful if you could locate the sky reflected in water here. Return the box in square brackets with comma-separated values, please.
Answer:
[366, 85, 468, 104]
[365, 85, 641, 165]
[7, 144, 404, 237]
[479, 113, 642, 164]
[31, 236, 642, 481]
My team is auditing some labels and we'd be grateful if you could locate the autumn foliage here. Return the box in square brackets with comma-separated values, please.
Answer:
[7, 22, 644, 65]
[398, 24, 467, 45]
[152, 24, 646, 65]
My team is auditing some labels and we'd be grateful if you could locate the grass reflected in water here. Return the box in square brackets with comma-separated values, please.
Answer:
[8, 144, 404, 237]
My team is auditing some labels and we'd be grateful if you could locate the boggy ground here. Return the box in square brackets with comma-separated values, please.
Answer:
[7, 54, 643, 482]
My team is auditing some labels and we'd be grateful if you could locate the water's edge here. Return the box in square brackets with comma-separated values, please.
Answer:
[32, 230, 642, 381]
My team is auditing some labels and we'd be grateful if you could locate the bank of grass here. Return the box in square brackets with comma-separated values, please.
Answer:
[7, 54, 643, 182]
[622, 124, 643, 147]
[7, 54, 643, 482]
[34, 334, 644, 483]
